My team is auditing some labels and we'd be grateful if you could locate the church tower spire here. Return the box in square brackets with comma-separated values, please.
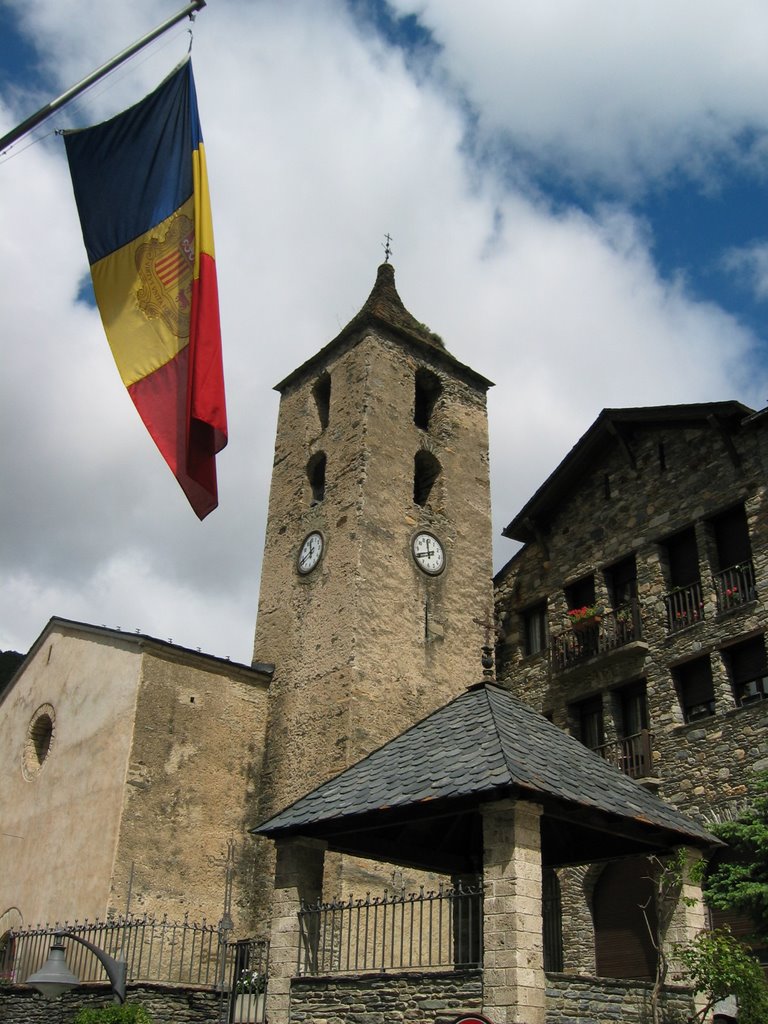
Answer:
[253, 263, 494, 820]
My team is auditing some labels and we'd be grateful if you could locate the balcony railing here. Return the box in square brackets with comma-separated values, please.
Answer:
[714, 562, 757, 613]
[663, 582, 704, 634]
[552, 602, 641, 671]
[593, 729, 653, 780]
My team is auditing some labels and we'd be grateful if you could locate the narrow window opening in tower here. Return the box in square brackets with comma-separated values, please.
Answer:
[414, 368, 442, 430]
[313, 372, 331, 430]
[307, 452, 326, 504]
[414, 450, 441, 507]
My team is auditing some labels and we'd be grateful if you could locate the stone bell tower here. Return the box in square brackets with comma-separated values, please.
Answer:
[253, 262, 494, 820]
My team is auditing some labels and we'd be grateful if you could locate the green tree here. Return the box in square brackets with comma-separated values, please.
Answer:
[705, 773, 768, 943]
[674, 927, 768, 1024]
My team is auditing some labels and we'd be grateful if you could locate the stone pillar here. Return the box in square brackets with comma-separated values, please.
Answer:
[482, 798, 545, 1024]
[266, 837, 326, 1024]
[662, 847, 707, 971]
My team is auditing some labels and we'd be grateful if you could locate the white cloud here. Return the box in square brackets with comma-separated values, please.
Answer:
[388, 0, 768, 189]
[0, 0, 765, 664]
[723, 241, 768, 303]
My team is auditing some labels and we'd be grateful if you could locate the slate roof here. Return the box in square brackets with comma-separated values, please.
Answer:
[275, 263, 493, 393]
[500, 402, 754, 545]
[255, 683, 715, 865]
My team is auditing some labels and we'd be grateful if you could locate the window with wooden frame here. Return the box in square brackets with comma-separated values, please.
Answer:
[723, 635, 768, 707]
[521, 601, 547, 657]
[673, 657, 716, 722]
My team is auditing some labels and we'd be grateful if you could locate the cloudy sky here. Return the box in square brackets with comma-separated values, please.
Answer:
[1, 0, 767, 664]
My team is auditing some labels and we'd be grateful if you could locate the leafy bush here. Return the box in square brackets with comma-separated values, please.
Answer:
[674, 927, 768, 1024]
[73, 1004, 154, 1024]
[705, 773, 768, 943]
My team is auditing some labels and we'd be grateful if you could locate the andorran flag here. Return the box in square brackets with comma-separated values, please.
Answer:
[64, 59, 227, 519]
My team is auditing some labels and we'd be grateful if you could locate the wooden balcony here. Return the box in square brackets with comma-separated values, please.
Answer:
[663, 581, 704, 634]
[593, 729, 653, 780]
[714, 561, 757, 613]
[551, 601, 642, 671]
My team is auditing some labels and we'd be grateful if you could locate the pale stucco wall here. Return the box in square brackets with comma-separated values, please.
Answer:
[0, 625, 142, 927]
[106, 648, 272, 934]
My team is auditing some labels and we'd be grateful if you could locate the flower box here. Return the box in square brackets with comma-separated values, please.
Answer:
[572, 614, 601, 632]
[233, 993, 265, 1023]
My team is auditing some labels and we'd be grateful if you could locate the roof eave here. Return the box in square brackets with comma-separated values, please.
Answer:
[502, 401, 755, 543]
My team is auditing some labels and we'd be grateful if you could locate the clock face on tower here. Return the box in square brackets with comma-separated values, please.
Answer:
[412, 532, 445, 576]
[297, 531, 324, 574]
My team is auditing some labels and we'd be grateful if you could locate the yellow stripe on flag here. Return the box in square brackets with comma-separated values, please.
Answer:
[192, 142, 215, 275]
[92, 197, 195, 387]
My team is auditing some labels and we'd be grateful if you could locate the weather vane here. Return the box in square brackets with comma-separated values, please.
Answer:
[382, 233, 393, 263]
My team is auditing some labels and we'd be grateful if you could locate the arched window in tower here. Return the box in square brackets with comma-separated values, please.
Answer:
[414, 368, 442, 431]
[313, 372, 331, 430]
[413, 450, 441, 507]
[307, 451, 326, 504]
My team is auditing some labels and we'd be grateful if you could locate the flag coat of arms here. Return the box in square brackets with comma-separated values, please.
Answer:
[64, 58, 227, 519]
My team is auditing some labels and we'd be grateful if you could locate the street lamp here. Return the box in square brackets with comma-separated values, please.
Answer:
[26, 930, 127, 1004]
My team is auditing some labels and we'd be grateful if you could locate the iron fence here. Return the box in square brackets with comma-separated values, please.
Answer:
[1, 914, 266, 993]
[297, 881, 483, 975]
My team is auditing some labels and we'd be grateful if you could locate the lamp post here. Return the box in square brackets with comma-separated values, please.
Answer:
[26, 929, 127, 1004]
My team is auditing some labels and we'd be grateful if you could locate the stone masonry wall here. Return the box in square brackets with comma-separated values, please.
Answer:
[254, 326, 494, 824]
[494, 416, 768, 818]
[493, 414, 768, 975]
[252, 320, 494, 919]
[0, 974, 694, 1024]
[288, 970, 483, 1024]
[545, 972, 695, 1024]
[0, 982, 222, 1024]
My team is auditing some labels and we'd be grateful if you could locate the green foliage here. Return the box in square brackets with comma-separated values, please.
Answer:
[72, 1004, 154, 1024]
[674, 928, 768, 1024]
[705, 773, 768, 942]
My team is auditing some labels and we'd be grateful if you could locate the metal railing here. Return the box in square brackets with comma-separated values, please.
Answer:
[593, 729, 653, 779]
[297, 881, 483, 975]
[663, 581, 704, 633]
[714, 562, 757, 613]
[552, 601, 641, 670]
[2, 914, 234, 989]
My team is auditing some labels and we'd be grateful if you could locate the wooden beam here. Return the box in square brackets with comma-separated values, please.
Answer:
[707, 414, 741, 467]
[523, 517, 550, 560]
[605, 419, 637, 470]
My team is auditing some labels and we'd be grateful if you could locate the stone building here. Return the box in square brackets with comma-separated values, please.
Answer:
[1, 266, 758, 1022]
[494, 403, 768, 975]
[0, 618, 272, 938]
[1, 261, 496, 940]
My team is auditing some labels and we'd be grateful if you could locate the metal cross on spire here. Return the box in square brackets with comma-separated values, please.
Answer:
[382, 233, 393, 263]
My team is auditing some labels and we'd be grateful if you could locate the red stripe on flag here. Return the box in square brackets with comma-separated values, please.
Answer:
[189, 251, 227, 448]
[127, 347, 219, 520]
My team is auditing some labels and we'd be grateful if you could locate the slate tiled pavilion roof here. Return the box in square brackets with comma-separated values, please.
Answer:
[255, 683, 717, 873]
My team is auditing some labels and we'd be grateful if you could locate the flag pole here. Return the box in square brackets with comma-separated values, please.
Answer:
[0, 0, 207, 156]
